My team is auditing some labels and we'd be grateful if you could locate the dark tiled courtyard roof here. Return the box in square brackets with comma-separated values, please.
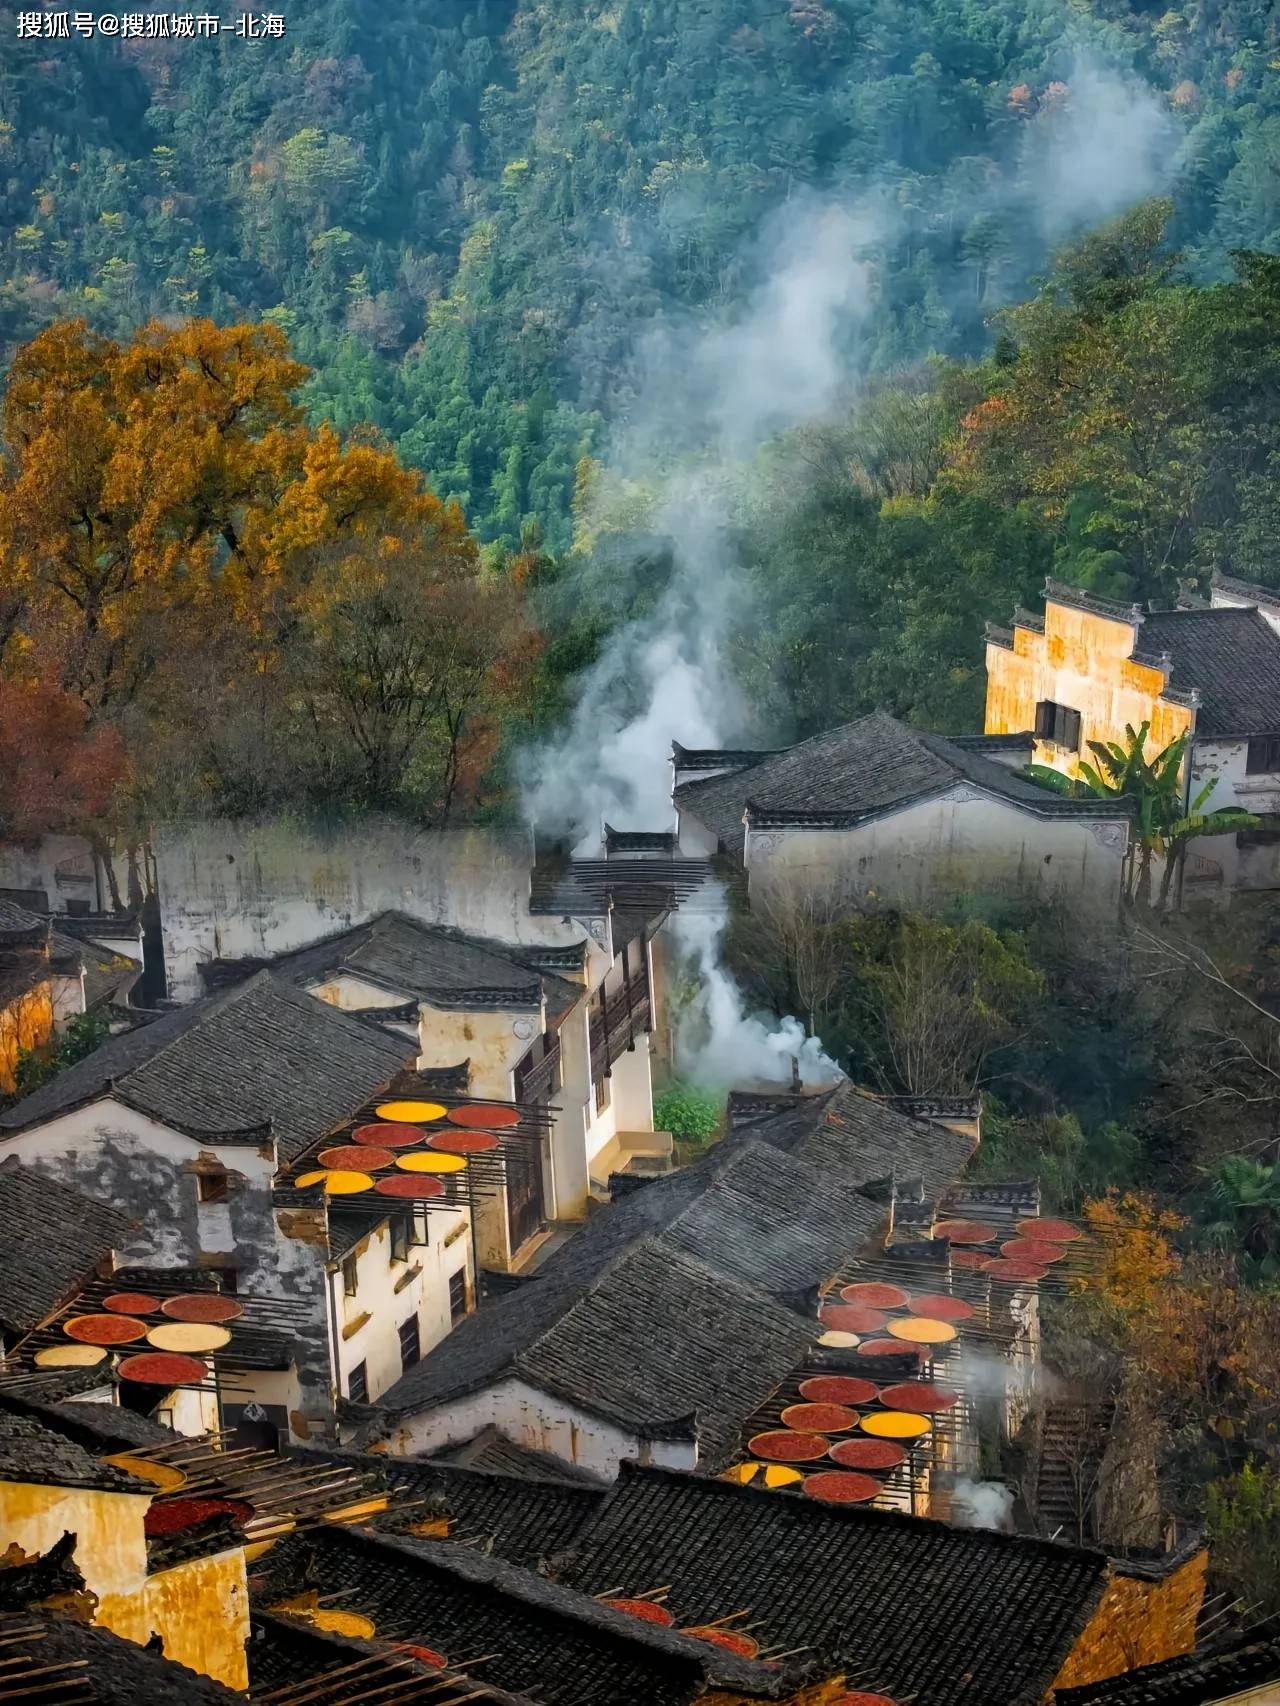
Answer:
[11, 1395, 180, 1452]
[248, 1610, 541, 1706]
[234, 910, 584, 1021]
[732, 1080, 977, 1198]
[0, 1159, 134, 1336]
[0, 898, 49, 947]
[1056, 1615, 1280, 1703]
[0, 1405, 150, 1493]
[1140, 606, 1280, 736]
[558, 1463, 1110, 1706]
[675, 710, 1129, 847]
[0, 972, 410, 1160]
[0, 1611, 244, 1703]
[259, 1524, 788, 1705]
[291, 1444, 605, 1568]
[375, 1232, 816, 1465]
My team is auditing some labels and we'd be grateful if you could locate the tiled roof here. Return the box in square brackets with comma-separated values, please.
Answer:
[248, 1610, 541, 1706]
[0, 1159, 134, 1336]
[0, 1611, 244, 1703]
[257, 1524, 788, 1705]
[1055, 1615, 1280, 1703]
[0, 972, 410, 1160]
[0, 1405, 150, 1493]
[0, 899, 48, 947]
[558, 1463, 1110, 1706]
[238, 910, 584, 1020]
[376, 1231, 817, 1465]
[429, 1423, 609, 1486]
[675, 710, 1130, 848]
[10, 1395, 180, 1452]
[291, 1444, 605, 1568]
[1140, 606, 1280, 736]
[731, 1080, 978, 1198]
[370, 1128, 898, 1452]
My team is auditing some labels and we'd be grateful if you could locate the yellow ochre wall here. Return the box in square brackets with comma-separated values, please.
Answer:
[0, 983, 54, 1093]
[1047, 1549, 1208, 1698]
[0, 1479, 250, 1690]
[985, 602, 1194, 779]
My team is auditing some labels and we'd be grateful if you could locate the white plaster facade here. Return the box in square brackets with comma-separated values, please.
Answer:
[380, 1375, 694, 1481]
[722, 785, 1129, 913]
[329, 1209, 472, 1407]
[0, 1096, 474, 1442]
[154, 821, 606, 1003]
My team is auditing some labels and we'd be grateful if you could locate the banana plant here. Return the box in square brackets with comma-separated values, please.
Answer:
[1028, 722, 1259, 906]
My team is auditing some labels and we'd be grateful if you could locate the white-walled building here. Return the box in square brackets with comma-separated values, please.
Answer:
[0, 973, 471, 1442]
[200, 909, 668, 1271]
[364, 1085, 979, 1485]
[673, 711, 1131, 911]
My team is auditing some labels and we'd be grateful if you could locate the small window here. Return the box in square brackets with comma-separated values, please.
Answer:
[197, 1170, 229, 1204]
[1034, 700, 1082, 751]
[347, 1360, 368, 1403]
[398, 1315, 420, 1371]
[411, 1211, 428, 1247]
[389, 1217, 409, 1264]
[1247, 736, 1280, 775]
[593, 1072, 612, 1117]
[341, 1253, 358, 1297]
[448, 1267, 468, 1324]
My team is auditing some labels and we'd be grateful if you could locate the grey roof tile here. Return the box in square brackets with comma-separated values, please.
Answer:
[1141, 607, 1280, 736]
[0, 973, 410, 1160]
[0, 1405, 150, 1493]
[0, 1611, 243, 1703]
[675, 710, 1129, 849]
[559, 1462, 1110, 1706]
[256, 1524, 784, 1705]
[0, 1159, 134, 1335]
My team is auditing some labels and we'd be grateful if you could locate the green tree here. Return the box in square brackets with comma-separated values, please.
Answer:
[1030, 723, 1258, 907]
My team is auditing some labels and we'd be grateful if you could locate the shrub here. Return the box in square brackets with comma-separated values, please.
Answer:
[654, 1083, 721, 1145]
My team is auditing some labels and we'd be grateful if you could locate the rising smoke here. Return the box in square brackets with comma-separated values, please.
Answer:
[952, 1478, 1016, 1531]
[524, 59, 1180, 1088]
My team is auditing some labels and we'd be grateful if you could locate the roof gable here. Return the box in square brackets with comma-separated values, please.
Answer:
[675, 710, 1129, 847]
[0, 973, 410, 1160]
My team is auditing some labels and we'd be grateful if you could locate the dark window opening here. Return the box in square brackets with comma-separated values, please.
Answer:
[63, 899, 92, 918]
[389, 1217, 409, 1264]
[347, 1360, 368, 1402]
[1237, 827, 1280, 849]
[1034, 700, 1082, 751]
[341, 1254, 358, 1297]
[1247, 736, 1280, 775]
[398, 1315, 420, 1371]
[197, 1170, 229, 1204]
[594, 1072, 611, 1117]
[448, 1267, 468, 1324]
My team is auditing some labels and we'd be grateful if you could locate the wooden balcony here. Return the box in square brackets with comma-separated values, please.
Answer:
[514, 1035, 561, 1104]
[589, 967, 651, 1083]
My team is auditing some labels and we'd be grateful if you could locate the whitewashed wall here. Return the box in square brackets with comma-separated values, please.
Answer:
[382, 1376, 695, 1480]
[331, 1209, 471, 1405]
[744, 785, 1128, 911]
[154, 819, 598, 1002]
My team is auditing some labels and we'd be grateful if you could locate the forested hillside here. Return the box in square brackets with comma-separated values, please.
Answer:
[2, 0, 1279, 554]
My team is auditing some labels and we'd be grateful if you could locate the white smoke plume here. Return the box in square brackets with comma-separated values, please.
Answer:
[670, 907, 842, 1090]
[524, 55, 1181, 1088]
[952, 1478, 1015, 1532]
[1020, 61, 1181, 239]
[524, 197, 884, 846]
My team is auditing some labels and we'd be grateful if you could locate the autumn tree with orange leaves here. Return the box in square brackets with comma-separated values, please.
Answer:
[0, 317, 537, 832]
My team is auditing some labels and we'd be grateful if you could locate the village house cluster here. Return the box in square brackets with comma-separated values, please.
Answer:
[2, 579, 1280, 1700]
